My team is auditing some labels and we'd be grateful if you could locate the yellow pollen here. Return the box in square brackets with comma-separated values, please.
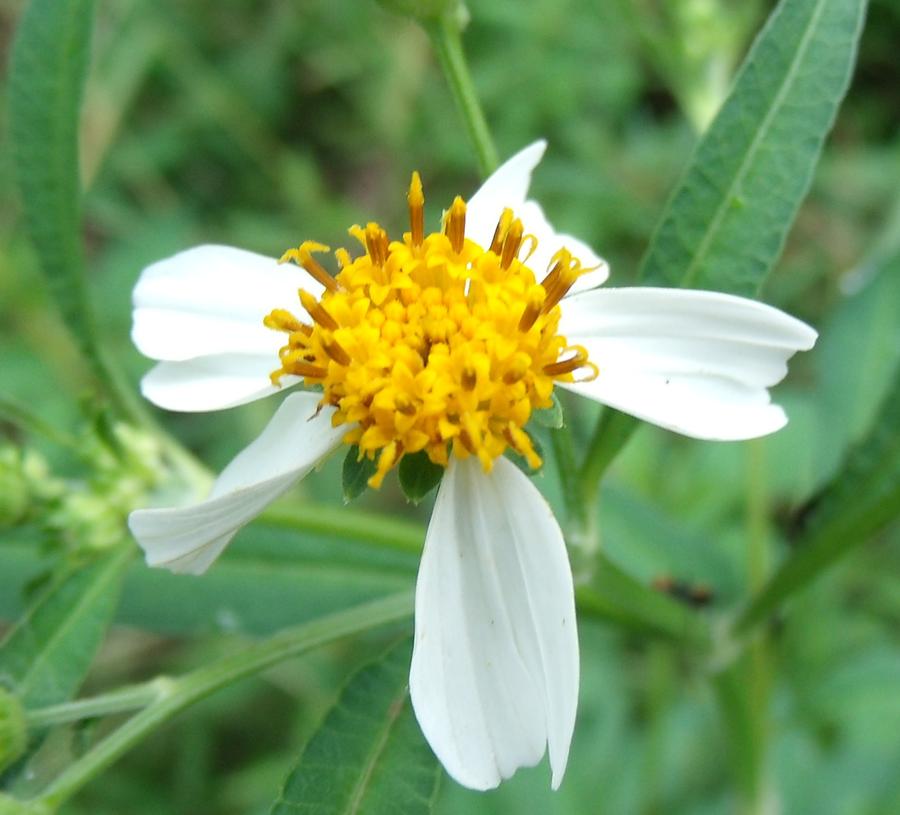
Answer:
[264, 175, 597, 487]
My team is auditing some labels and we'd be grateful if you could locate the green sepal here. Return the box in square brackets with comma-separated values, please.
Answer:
[398, 452, 443, 504]
[531, 393, 564, 429]
[341, 446, 376, 503]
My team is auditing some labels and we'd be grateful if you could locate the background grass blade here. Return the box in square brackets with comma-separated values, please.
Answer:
[0, 548, 130, 709]
[735, 368, 900, 634]
[270, 639, 440, 815]
[639, 0, 867, 295]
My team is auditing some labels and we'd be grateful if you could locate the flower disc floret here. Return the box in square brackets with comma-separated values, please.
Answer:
[266, 174, 595, 488]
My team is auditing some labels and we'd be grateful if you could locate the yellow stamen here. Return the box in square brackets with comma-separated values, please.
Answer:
[299, 289, 338, 330]
[544, 345, 590, 377]
[264, 173, 596, 488]
[280, 241, 338, 292]
[517, 285, 545, 332]
[445, 196, 467, 254]
[500, 218, 524, 269]
[365, 224, 389, 266]
[490, 209, 514, 255]
[408, 172, 425, 247]
[323, 337, 351, 366]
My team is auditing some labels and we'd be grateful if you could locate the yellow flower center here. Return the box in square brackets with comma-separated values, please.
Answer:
[265, 173, 597, 489]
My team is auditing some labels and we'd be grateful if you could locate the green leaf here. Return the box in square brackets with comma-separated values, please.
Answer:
[342, 446, 377, 502]
[531, 393, 564, 429]
[735, 368, 900, 634]
[9, 0, 96, 352]
[639, 0, 867, 295]
[270, 639, 440, 815]
[398, 453, 443, 504]
[0, 548, 130, 709]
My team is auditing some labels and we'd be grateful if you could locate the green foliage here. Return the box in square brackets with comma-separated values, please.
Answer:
[8, 0, 95, 349]
[0, 548, 129, 708]
[0, 688, 28, 773]
[398, 453, 444, 504]
[0, 0, 897, 812]
[640, 0, 868, 296]
[736, 366, 900, 633]
[271, 640, 440, 815]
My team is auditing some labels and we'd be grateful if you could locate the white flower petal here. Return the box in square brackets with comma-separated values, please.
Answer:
[132, 244, 317, 362]
[141, 355, 299, 412]
[410, 456, 578, 790]
[465, 141, 547, 248]
[560, 287, 817, 440]
[128, 392, 343, 574]
[518, 200, 609, 292]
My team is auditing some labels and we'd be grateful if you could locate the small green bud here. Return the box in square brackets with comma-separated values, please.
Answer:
[0, 686, 28, 774]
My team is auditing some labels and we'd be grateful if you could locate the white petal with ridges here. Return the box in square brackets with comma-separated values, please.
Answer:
[128, 392, 343, 574]
[132, 244, 318, 361]
[560, 287, 817, 440]
[410, 456, 578, 790]
[141, 355, 299, 412]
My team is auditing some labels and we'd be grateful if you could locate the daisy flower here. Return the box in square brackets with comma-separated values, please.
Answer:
[128, 141, 816, 790]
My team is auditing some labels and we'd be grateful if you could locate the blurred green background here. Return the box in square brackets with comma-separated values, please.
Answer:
[2, 0, 899, 812]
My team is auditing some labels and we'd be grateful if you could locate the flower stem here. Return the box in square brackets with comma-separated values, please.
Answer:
[424, 9, 498, 176]
[579, 409, 640, 500]
[551, 427, 591, 537]
[26, 591, 414, 810]
[260, 503, 423, 553]
[25, 679, 173, 730]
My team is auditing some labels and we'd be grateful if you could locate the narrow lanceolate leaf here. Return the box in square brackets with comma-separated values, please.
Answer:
[0, 548, 130, 709]
[9, 0, 96, 349]
[735, 369, 900, 634]
[271, 640, 440, 815]
[640, 0, 867, 295]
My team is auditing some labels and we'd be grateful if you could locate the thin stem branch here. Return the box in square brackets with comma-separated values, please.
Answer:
[579, 409, 640, 501]
[260, 503, 424, 553]
[27, 592, 414, 810]
[25, 679, 174, 730]
[425, 9, 498, 176]
[550, 427, 596, 553]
